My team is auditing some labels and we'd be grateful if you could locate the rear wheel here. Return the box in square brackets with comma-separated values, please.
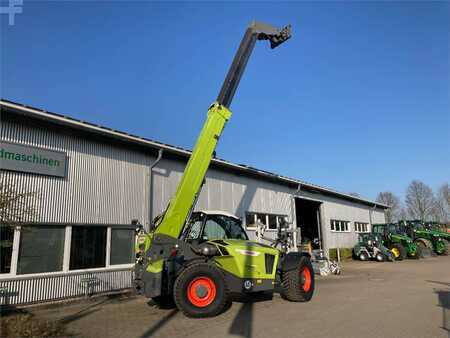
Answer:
[435, 239, 448, 256]
[389, 243, 406, 261]
[173, 263, 229, 318]
[280, 256, 315, 302]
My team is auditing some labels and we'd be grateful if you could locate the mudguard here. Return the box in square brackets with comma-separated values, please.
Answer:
[280, 252, 311, 272]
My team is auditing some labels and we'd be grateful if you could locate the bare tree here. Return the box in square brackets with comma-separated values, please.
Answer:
[433, 183, 450, 222]
[376, 191, 400, 222]
[0, 183, 38, 226]
[439, 183, 450, 207]
[398, 208, 408, 221]
[405, 180, 434, 221]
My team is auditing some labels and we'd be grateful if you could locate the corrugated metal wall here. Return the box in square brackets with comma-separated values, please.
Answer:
[1, 119, 153, 225]
[0, 268, 132, 305]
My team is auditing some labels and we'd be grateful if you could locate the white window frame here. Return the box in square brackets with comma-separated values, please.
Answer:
[330, 219, 351, 233]
[245, 212, 287, 232]
[355, 222, 370, 233]
[0, 224, 135, 280]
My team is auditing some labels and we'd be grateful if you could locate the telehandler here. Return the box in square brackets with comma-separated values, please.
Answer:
[134, 22, 315, 318]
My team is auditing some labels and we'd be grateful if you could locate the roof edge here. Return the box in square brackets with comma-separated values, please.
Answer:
[0, 99, 389, 209]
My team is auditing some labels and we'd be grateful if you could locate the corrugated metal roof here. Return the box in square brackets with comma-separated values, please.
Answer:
[0, 99, 389, 209]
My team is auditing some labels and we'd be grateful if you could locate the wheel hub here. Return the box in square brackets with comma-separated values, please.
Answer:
[391, 248, 400, 258]
[195, 285, 208, 298]
[300, 267, 312, 292]
[187, 276, 217, 308]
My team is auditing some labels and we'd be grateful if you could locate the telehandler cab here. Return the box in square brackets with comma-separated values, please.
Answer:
[134, 22, 315, 318]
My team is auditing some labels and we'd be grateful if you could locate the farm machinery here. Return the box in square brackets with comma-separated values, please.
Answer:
[134, 22, 316, 318]
[353, 233, 394, 262]
[372, 223, 420, 260]
[399, 220, 448, 256]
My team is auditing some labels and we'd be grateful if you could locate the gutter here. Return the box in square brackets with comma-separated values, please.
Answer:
[148, 149, 163, 231]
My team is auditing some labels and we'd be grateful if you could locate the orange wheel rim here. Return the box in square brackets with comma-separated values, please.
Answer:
[187, 277, 216, 307]
[301, 267, 312, 292]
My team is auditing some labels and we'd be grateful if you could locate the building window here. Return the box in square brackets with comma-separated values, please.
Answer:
[256, 214, 267, 226]
[330, 219, 350, 232]
[245, 213, 257, 228]
[355, 222, 369, 233]
[110, 229, 135, 265]
[245, 212, 286, 230]
[1, 225, 14, 274]
[268, 215, 277, 230]
[18, 226, 65, 274]
[70, 226, 107, 270]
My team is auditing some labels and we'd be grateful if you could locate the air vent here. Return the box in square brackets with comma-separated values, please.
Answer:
[265, 254, 275, 274]
[218, 246, 230, 256]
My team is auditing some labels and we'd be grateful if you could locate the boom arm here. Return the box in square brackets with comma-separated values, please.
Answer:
[154, 21, 291, 239]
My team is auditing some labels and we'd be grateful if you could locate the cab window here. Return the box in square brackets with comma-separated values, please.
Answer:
[202, 215, 248, 241]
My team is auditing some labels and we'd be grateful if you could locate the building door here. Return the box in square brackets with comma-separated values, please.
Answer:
[295, 198, 323, 250]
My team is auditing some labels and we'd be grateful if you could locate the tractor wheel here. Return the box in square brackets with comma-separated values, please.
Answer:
[436, 239, 448, 256]
[415, 239, 433, 250]
[173, 262, 229, 318]
[410, 245, 420, 260]
[389, 244, 406, 261]
[375, 252, 385, 262]
[359, 251, 369, 261]
[280, 256, 314, 302]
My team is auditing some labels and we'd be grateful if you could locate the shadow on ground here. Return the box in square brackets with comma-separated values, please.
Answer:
[228, 292, 273, 338]
[428, 280, 450, 333]
[139, 309, 178, 338]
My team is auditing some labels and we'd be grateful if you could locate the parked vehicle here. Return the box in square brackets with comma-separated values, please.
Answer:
[134, 22, 315, 318]
[399, 220, 448, 256]
[372, 223, 420, 260]
[353, 233, 394, 262]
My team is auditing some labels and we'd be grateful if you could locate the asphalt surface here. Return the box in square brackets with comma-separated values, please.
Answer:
[30, 256, 450, 338]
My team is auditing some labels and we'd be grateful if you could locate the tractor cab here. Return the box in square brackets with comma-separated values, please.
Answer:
[181, 211, 248, 243]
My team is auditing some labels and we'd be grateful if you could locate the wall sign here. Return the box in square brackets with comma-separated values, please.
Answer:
[0, 141, 67, 177]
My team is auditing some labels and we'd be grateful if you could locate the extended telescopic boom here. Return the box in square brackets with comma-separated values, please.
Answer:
[154, 22, 291, 239]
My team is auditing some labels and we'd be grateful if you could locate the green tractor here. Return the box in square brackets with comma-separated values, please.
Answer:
[372, 223, 420, 260]
[399, 220, 448, 256]
[353, 233, 394, 262]
[425, 222, 450, 243]
[134, 22, 315, 318]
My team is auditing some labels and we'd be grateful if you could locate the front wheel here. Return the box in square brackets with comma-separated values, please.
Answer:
[173, 263, 229, 318]
[280, 256, 315, 302]
[375, 252, 385, 262]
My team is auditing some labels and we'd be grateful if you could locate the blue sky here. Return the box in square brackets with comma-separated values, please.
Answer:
[1, 1, 449, 202]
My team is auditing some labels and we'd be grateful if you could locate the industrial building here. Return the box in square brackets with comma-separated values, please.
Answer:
[0, 99, 387, 305]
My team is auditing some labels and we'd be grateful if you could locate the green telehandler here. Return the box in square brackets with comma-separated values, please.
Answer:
[134, 22, 315, 318]
[399, 220, 448, 256]
[372, 223, 420, 260]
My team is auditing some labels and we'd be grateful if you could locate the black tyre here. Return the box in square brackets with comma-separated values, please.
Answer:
[411, 245, 420, 259]
[389, 243, 407, 261]
[173, 263, 229, 318]
[375, 252, 385, 262]
[280, 256, 315, 302]
[436, 239, 448, 256]
[359, 251, 369, 261]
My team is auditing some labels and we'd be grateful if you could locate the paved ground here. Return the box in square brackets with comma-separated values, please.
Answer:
[28, 256, 450, 338]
